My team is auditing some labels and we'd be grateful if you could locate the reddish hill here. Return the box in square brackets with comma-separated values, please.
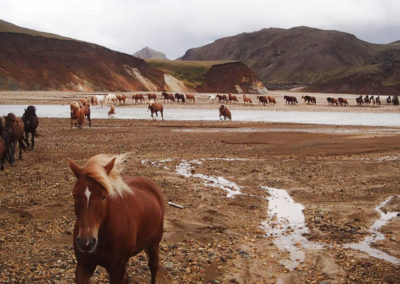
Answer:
[199, 62, 267, 94]
[0, 32, 168, 91]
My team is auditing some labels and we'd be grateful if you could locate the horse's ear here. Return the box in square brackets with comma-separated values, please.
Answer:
[104, 157, 116, 175]
[68, 158, 83, 178]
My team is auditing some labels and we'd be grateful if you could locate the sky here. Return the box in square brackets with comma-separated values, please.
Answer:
[1, 0, 400, 59]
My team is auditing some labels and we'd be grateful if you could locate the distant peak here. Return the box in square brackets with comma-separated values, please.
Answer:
[133, 47, 168, 60]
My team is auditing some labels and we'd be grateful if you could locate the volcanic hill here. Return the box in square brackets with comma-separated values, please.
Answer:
[181, 26, 400, 94]
[0, 19, 170, 91]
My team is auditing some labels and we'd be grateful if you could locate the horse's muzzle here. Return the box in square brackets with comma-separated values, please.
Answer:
[76, 237, 98, 253]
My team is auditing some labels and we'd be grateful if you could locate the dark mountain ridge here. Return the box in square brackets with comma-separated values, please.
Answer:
[181, 26, 400, 94]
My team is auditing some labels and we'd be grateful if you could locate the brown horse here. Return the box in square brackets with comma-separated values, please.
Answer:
[268, 96, 277, 106]
[148, 102, 164, 121]
[0, 117, 10, 169]
[68, 154, 164, 284]
[216, 94, 228, 103]
[338, 97, 349, 106]
[108, 106, 116, 117]
[117, 94, 127, 105]
[219, 105, 232, 120]
[186, 93, 195, 103]
[228, 93, 238, 103]
[22, 105, 39, 150]
[243, 95, 252, 105]
[162, 92, 175, 103]
[148, 93, 157, 101]
[4, 113, 26, 165]
[70, 102, 86, 129]
[133, 94, 145, 104]
[0, 136, 5, 170]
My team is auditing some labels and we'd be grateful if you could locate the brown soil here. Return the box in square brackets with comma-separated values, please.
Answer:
[0, 93, 400, 283]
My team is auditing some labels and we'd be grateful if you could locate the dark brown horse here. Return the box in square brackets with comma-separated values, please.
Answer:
[338, 97, 349, 106]
[22, 105, 39, 150]
[257, 95, 268, 106]
[148, 102, 164, 121]
[0, 118, 10, 169]
[4, 113, 26, 165]
[162, 92, 175, 103]
[228, 93, 238, 103]
[68, 154, 164, 284]
[327, 97, 338, 106]
[219, 105, 232, 120]
[174, 93, 185, 103]
[356, 95, 363, 106]
[0, 136, 5, 171]
[217, 94, 228, 103]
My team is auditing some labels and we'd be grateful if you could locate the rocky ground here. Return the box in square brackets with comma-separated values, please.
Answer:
[0, 93, 400, 283]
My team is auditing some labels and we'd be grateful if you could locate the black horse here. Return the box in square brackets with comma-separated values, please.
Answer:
[22, 106, 39, 150]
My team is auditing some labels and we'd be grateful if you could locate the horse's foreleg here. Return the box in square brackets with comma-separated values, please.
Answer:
[75, 262, 95, 284]
[108, 262, 128, 284]
[9, 142, 15, 166]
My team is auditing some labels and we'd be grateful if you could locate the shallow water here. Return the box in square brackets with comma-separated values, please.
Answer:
[343, 196, 400, 265]
[1, 104, 400, 126]
[260, 186, 323, 271]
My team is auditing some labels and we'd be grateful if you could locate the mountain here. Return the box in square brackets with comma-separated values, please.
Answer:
[0, 20, 181, 91]
[198, 62, 267, 94]
[133, 47, 168, 60]
[146, 59, 267, 93]
[181, 26, 400, 93]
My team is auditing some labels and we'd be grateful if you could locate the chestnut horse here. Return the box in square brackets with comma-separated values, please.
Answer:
[148, 102, 164, 121]
[22, 106, 39, 150]
[68, 154, 164, 284]
[243, 95, 252, 105]
[148, 93, 157, 101]
[0, 118, 10, 169]
[70, 102, 85, 129]
[133, 94, 145, 104]
[219, 105, 232, 120]
[186, 94, 195, 103]
[4, 113, 26, 165]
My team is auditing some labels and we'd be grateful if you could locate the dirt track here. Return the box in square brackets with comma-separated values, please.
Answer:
[0, 93, 400, 283]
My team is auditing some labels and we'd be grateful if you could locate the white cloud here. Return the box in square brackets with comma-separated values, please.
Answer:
[1, 0, 399, 59]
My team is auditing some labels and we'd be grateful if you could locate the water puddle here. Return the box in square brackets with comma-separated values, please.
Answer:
[141, 158, 400, 269]
[175, 159, 243, 198]
[1, 104, 400, 126]
[343, 196, 400, 265]
[260, 186, 323, 271]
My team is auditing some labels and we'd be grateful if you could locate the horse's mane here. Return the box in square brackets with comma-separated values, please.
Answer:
[82, 153, 133, 198]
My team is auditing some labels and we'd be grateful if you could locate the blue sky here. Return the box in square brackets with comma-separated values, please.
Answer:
[1, 0, 399, 59]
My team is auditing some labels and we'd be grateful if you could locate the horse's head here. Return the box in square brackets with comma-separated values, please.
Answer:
[68, 157, 119, 254]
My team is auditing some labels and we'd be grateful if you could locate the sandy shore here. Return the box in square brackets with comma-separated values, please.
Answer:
[0, 92, 399, 283]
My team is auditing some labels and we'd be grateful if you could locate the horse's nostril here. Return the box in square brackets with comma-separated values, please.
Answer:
[91, 238, 97, 247]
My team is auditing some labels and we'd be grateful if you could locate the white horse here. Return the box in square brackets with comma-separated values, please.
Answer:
[96, 95, 105, 107]
[106, 93, 118, 106]
[208, 94, 217, 104]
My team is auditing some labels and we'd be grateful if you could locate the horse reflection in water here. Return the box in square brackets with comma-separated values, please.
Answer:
[68, 154, 164, 284]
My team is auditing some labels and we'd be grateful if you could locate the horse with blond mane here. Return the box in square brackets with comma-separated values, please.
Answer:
[70, 102, 85, 129]
[68, 154, 164, 284]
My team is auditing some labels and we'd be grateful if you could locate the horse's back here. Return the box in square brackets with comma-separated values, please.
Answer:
[123, 176, 164, 210]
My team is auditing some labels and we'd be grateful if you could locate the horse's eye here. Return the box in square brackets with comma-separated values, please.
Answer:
[102, 195, 106, 200]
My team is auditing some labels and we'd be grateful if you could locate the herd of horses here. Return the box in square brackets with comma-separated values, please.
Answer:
[67, 92, 400, 127]
[0, 106, 39, 171]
